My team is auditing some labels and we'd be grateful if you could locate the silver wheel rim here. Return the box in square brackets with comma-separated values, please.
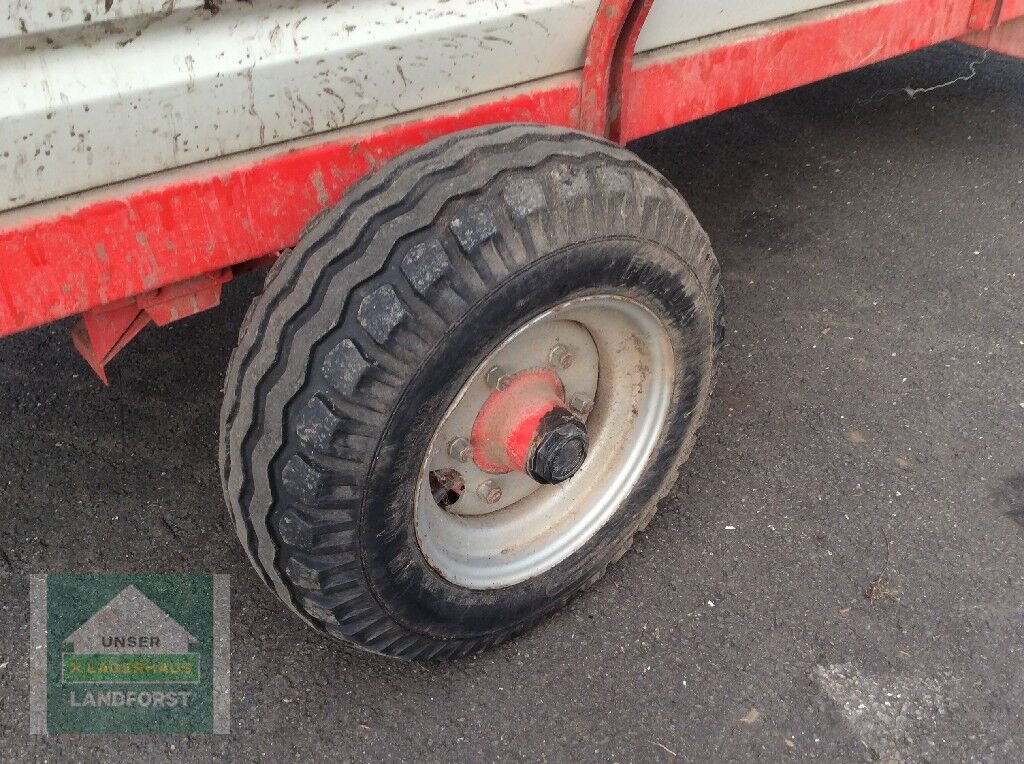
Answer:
[414, 295, 675, 590]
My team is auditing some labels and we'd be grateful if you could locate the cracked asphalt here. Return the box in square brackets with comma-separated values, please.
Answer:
[1, 43, 1022, 761]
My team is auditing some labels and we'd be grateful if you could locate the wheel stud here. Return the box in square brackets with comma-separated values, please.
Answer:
[485, 365, 512, 391]
[447, 437, 473, 463]
[548, 344, 574, 370]
[568, 392, 594, 417]
[476, 479, 503, 505]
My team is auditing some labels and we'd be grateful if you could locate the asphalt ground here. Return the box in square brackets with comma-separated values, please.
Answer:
[0, 42, 1022, 762]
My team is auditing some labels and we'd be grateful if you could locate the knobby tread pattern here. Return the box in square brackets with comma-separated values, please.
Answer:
[220, 125, 724, 659]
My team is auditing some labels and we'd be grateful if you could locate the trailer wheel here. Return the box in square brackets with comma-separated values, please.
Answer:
[220, 125, 723, 659]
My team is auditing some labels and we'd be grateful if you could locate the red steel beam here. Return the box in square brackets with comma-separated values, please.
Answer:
[620, 0, 977, 141]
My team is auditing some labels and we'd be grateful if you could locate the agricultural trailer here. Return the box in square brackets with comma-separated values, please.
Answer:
[1, 0, 1021, 659]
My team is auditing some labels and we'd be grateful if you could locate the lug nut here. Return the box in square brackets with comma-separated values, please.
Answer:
[485, 365, 512, 391]
[476, 480, 503, 505]
[548, 344, 574, 370]
[447, 437, 473, 463]
[568, 392, 594, 417]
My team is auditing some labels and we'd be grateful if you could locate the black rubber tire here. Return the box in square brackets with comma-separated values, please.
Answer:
[220, 124, 724, 660]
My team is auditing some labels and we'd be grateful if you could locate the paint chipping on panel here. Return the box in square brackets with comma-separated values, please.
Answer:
[310, 170, 329, 206]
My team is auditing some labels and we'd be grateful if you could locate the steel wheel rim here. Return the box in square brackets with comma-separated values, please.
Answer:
[414, 295, 675, 590]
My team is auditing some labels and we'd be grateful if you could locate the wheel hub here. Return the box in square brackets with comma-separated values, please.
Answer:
[469, 367, 589, 484]
[415, 295, 674, 589]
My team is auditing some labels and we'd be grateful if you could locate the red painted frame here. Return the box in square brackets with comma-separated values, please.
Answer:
[1, 0, 1019, 342]
[579, 0, 656, 140]
[621, 0, 985, 141]
[0, 84, 579, 340]
[961, 12, 1024, 55]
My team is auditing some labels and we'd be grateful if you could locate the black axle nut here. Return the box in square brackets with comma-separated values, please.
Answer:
[526, 407, 589, 485]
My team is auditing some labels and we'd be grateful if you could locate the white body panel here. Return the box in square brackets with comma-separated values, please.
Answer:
[637, 0, 848, 52]
[0, 0, 843, 212]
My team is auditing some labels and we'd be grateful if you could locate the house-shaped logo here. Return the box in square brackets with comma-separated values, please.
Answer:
[64, 585, 197, 655]
[31, 573, 228, 735]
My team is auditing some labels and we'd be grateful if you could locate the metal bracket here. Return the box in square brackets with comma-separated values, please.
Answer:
[71, 269, 232, 384]
[579, 0, 656, 142]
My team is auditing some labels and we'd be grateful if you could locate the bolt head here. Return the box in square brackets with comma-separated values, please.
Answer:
[485, 365, 512, 391]
[527, 408, 589, 485]
[568, 392, 594, 417]
[447, 437, 473, 463]
[476, 480, 502, 505]
[548, 344, 574, 370]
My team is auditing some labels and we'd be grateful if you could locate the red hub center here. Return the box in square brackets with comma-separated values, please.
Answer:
[470, 368, 590, 485]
